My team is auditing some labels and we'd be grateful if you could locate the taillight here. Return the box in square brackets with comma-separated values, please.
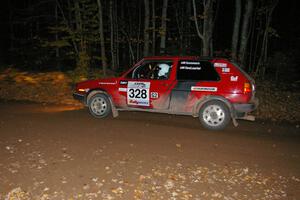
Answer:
[244, 82, 252, 94]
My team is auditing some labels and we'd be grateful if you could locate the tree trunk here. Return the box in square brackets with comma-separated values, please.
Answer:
[74, 0, 89, 75]
[231, 0, 241, 60]
[57, 0, 79, 55]
[144, 0, 150, 56]
[114, 0, 119, 68]
[74, 0, 82, 47]
[255, 0, 279, 78]
[151, 0, 156, 55]
[159, 0, 168, 54]
[192, 0, 215, 56]
[97, 0, 108, 76]
[186, 0, 192, 54]
[248, 6, 257, 73]
[173, 2, 184, 53]
[109, 0, 116, 69]
[192, 0, 203, 41]
[137, 1, 142, 60]
[238, 0, 254, 67]
[202, 0, 214, 56]
[202, 39, 210, 56]
[55, 2, 60, 69]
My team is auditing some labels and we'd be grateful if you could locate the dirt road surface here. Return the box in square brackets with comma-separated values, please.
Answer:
[0, 102, 299, 200]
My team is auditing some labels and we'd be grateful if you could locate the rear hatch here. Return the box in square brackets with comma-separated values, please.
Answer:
[231, 62, 256, 102]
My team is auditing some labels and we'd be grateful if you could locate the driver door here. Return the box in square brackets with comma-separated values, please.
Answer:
[118, 60, 175, 110]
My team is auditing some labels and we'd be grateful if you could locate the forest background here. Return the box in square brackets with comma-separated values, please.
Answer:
[0, 0, 299, 122]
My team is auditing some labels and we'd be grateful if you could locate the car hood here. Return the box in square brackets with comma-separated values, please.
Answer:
[76, 77, 118, 89]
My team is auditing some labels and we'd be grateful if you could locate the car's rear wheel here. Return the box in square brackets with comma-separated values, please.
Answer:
[199, 100, 230, 130]
[88, 93, 111, 118]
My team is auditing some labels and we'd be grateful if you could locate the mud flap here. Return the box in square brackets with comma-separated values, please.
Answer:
[109, 99, 119, 118]
[232, 117, 238, 127]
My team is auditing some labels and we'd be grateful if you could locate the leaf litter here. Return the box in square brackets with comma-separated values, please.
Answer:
[1, 141, 298, 200]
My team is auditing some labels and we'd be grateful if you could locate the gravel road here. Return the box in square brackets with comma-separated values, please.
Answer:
[0, 102, 299, 199]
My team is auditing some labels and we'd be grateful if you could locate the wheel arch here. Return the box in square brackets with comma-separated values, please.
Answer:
[192, 95, 237, 125]
[86, 88, 119, 118]
[86, 89, 108, 104]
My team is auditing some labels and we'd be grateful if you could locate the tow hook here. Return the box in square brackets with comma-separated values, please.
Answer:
[233, 114, 255, 127]
[240, 115, 255, 121]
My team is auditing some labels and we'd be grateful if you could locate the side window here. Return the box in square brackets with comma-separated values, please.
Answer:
[177, 60, 220, 81]
[153, 63, 171, 80]
[132, 64, 152, 79]
[127, 61, 173, 80]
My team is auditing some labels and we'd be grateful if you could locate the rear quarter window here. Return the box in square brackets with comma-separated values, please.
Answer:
[177, 60, 220, 81]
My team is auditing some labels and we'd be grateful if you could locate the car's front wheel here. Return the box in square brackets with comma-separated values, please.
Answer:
[199, 100, 231, 130]
[88, 93, 111, 118]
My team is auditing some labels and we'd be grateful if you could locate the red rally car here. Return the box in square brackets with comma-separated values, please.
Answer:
[73, 56, 258, 130]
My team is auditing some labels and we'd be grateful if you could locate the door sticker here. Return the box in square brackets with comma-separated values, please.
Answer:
[127, 81, 150, 106]
[118, 88, 127, 92]
[151, 92, 159, 99]
[214, 63, 227, 68]
[120, 80, 128, 85]
[191, 86, 218, 92]
[222, 67, 230, 73]
[230, 76, 238, 81]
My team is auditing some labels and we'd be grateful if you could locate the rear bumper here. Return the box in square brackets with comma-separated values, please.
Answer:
[233, 98, 259, 113]
[73, 93, 85, 103]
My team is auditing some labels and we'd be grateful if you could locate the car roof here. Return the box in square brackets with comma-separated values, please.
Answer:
[144, 56, 198, 60]
[143, 56, 229, 61]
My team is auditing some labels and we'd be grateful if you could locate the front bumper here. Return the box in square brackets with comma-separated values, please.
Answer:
[73, 92, 85, 103]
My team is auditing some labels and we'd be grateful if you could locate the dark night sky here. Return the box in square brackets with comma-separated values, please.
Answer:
[272, 0, 299, 51]
[0, 0, 299, 65]
[0, 0, 10, 63]
[215, 0, 299, 52]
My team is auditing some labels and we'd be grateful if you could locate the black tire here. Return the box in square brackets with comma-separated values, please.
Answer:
[88, 93, 111, 118]
[199, 100, 231, 130]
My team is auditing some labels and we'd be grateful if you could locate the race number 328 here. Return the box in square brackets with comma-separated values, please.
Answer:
[128, 88, 147, 99]
[127, 81, 150, 106]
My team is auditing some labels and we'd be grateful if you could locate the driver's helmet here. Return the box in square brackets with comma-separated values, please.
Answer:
[157, 63, 170, 77]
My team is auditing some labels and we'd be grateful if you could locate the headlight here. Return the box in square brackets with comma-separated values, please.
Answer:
[78, 88, 90, 92]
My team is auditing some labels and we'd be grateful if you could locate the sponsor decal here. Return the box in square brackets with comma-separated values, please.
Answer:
[129, 100, 149, 105]
[118, 88, 127, 92]
[214, 62, 227, 68]
[191, 86, 218, 92]
[222, 67, 230, 73]
[128, 81, 150, 89]
[179, 60, 202, 70]
[119, 80, 128, 85]
[230, 76, 238, 82]
[98, 82, 116, 85]
[151, 92, 159, 99]
[127, 81, 150, 106]
[179, 66, 201, 70]
[180, 61, 201, 65]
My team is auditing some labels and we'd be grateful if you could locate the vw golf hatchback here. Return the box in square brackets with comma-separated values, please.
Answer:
[73, 56, 258, 130]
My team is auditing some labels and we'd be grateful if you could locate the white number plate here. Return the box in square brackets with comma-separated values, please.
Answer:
[127, 81, 150, 106]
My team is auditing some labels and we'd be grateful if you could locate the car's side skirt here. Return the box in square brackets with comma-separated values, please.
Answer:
[116, 107, 193, 116]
